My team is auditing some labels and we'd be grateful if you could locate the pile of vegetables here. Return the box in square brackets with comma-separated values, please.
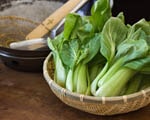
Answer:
[47, 0, 150, 97]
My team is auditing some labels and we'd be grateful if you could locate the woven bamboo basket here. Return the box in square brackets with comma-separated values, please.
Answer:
[43, 53, 150, 115]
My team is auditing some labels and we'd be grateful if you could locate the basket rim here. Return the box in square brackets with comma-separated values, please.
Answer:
[43, 53, 150, 104]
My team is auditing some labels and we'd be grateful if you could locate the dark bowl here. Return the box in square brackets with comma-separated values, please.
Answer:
[0, 47, 50, 57]
[0, 53, 46, 72]
[0, 0, 56, 72]
[0, 15, 50, 72]
[0, 0, 93, 72]
[0, 46, 50, 72]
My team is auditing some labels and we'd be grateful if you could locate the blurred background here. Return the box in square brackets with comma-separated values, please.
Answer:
[112, 0, 150, 24]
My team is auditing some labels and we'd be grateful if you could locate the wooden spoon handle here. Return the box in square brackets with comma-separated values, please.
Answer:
[26, 0, 88, 39]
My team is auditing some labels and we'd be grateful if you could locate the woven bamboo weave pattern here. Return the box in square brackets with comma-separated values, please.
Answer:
[43, 53, 150, 115]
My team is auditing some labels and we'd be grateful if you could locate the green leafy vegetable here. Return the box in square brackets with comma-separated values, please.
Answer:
[47, 0, 150, 97]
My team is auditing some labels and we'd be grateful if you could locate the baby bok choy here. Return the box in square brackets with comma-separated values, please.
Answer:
[91, 16, 150, 97]
[59, 14, 101, 95]
[47, 0, 111, 95]
[47, 0, 150, 97]
[47, 34, 67, 87]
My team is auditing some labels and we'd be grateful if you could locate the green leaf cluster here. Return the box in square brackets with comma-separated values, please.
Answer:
[47, 0, 150, 96]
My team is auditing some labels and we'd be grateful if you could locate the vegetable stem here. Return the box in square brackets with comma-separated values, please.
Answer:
[76, 64, 88, 94]
[95, 67, 136, 97]
[55, 53, 66, 87]
[98, 57, 125, 87]
[66, 69, 74, 92]
[124, 74, 142, 95]
[91, 62, 109, 96]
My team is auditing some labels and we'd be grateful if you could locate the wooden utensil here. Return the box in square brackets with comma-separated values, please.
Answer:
[26, 0, 89, 40]
[10, 0, 89, 50]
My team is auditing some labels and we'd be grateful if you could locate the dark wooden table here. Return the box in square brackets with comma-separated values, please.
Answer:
[0, 60, 149, 120]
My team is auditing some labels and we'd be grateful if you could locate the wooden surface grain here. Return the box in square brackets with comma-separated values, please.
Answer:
[0, 60, 149, 120]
